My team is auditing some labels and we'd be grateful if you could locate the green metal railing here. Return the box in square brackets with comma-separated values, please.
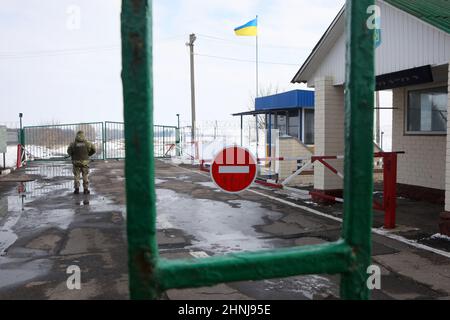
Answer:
[122, 0, 375, 300]
[22, 121, 177, 161]
[154, 125, 178, 158]
[104, 121, 125, 160]
[23, 122, 104, 160]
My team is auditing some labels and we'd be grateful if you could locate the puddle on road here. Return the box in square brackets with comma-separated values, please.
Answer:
[0, 163, 126, 289]
[0, 179, 74, 256]
[0, 197, 21, 256]
[156, 188, 284, 254]
[0, 257, 52, 288]
[0, 163, 82, 256]
[24, 163, 73, 179]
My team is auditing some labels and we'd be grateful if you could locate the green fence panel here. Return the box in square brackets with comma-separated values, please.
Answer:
[23, 122, 104, 161]
[122, 0, 375, 300]
[104, 121, 125, 160]
[22, 121, 177, 161]
[154, 125, 178, 158]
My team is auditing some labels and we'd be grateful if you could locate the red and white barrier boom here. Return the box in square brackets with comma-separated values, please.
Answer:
[199, 151, 403, 230]
[16, 144, 26, 169]
[298, 152, 402, 230]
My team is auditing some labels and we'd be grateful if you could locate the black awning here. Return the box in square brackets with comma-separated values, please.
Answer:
[376, 65, 433, 91]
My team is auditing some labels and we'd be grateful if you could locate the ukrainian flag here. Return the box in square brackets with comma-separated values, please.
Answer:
[234, 17, 258, 36]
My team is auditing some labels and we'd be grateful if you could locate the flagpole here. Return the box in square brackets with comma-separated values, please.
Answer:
[256, 15, 259, 98]
[255, 15, 259, 161]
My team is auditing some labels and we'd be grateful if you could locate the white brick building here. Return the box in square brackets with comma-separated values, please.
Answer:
[292, 1, 450, 210]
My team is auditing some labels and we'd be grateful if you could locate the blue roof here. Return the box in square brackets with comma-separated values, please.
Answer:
[255, 90, 314, 111]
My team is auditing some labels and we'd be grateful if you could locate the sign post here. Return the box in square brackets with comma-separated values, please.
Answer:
[0, 126, 6, 169]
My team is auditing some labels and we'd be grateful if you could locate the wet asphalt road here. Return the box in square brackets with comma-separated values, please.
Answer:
[0, 160, 449, 300]
[0, 161, 128, 299]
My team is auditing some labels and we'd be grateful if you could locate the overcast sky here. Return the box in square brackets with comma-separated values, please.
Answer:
[0, 0, 346, 126]
[0, 0, 392, 148]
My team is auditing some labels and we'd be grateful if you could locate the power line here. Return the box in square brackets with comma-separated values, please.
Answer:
[196, 33, 307, 50]
[155, 34, 187, 43]
[0, 45, 121, 60]
[0, 35, 187, 60]
[195, 53, 299, 66]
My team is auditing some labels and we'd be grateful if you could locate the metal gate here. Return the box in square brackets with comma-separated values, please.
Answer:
[22, 122, 178, 161]
[104, 121, 125, 160]
[23, 122, 104, 160]
[154, 125, 178, 158]
[122, 0, 376, 300]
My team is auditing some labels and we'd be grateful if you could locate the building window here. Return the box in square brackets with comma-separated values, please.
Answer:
[406, 87, 448, 134]
[277, 113, 288, 136]
[304, 109, 315, 144]
[288, 110, 300, 139]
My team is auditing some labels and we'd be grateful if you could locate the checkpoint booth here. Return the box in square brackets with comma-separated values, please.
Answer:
[232, 90, 316, 186]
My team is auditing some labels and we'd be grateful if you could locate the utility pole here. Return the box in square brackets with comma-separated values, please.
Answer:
[186, 34, 197, 144]
[375, 91, 381, 146]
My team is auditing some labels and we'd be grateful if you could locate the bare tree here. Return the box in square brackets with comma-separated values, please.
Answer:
[247, 84, 281, 129]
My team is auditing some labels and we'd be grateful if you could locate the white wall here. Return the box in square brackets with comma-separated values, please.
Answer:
[392, 85, 447, 191]
[307, 0, 450, 87]
[278, 137, 313, 186]
[314, 77, 345, 191]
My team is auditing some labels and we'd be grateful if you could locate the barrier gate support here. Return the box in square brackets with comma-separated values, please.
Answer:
[204, 152, 399, 230]
[308, 152, 402, 230]
[16, 144, 26, 169]
[122, 0, 375, 300]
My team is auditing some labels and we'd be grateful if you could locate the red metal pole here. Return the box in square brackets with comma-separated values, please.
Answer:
[383, 152, 397, 229]
[16, 144, 21, 169]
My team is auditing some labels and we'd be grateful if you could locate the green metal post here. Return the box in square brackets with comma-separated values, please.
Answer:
[176, 114, 181, 157]
[162, 127, 165, 157]
[340, 0, 376, 300]
[19, 113, 24, 148]
[158, 241, 353, 290]
[120, 0, 375, 300]
[121, 0, 159, 299]
[102, 122, 106, 160]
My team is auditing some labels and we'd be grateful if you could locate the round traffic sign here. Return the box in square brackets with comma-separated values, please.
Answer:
[211, 146, 257, 193]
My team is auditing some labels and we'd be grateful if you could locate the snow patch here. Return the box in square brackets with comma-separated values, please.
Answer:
[430, 233, 450, 241]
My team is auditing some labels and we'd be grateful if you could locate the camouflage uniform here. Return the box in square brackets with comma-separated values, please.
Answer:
[67, 131, 96, 193]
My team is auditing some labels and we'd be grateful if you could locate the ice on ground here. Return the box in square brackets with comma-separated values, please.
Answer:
[195, 181, 221, 191]
[263, 275, 337, 299]
[155, 179, 167, 185]
[431, 233, 450, 241]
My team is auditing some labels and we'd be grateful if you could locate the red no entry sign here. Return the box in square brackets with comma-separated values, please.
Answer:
[211, 146, 257, 193]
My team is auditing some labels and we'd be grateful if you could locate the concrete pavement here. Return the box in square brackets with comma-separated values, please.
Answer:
[0, 160, 449, 300]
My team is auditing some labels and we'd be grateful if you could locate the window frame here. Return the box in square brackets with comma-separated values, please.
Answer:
[287, 109, 301, 139]
[303, 108, 315, 145]
[404, 83, 448, 136]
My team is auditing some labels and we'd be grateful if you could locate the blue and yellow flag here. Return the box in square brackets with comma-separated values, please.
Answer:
[234, 17, 258, 36]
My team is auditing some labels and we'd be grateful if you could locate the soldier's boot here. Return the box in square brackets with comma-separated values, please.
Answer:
[74, 188, 80, 195]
